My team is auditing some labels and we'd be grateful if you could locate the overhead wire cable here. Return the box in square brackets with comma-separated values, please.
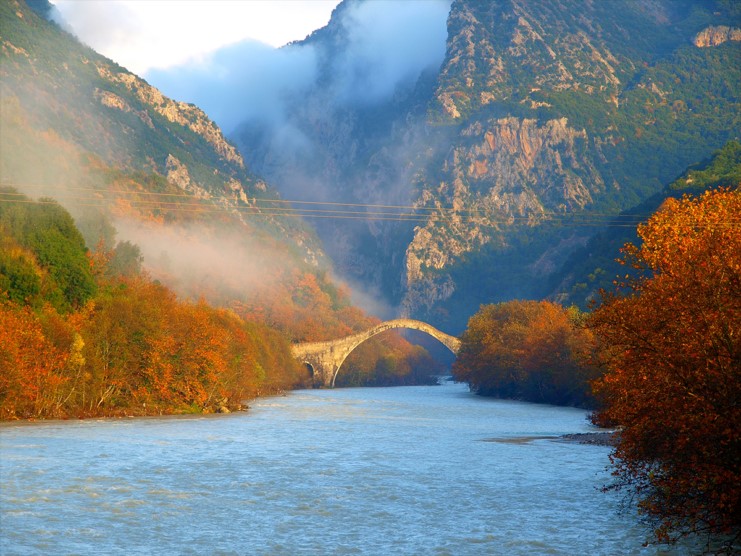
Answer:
[0, 181, 660, 220]
[1, 183, 738, 228]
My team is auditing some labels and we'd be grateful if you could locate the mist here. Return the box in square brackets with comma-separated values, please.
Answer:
[140, 0, 454, 319]
[145, 0, 452, 134]
[146, 41, 319, 135]
[111, 217, 291, 303]
[328, 0, 451, 105]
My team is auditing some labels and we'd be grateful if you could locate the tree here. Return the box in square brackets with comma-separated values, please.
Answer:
[0, 300, 69, 418]
[588, 188, 740, 549]
[453, 300, 599, 406]
[108, 240, 143, 277]
[0, 193, 96, 311]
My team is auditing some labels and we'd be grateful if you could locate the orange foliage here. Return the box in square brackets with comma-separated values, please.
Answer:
[235, 268, 374, 342]
[453, 300, 599, 406]
[339, 331, 441, 387]
[589, 189, 741, 546]
[0, 301, 69, 418]
[0, 271, 307, 419]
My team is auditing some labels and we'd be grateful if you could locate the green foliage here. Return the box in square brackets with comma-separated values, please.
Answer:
[0, 190, 96, 311]
[670, 140, 741, 191]
[30, 226, 95, 310]
[0, 249, 41, 305]
[552, 140, 741, 308]
[107, 241, 142, 278]
[75, 209, 118, 251]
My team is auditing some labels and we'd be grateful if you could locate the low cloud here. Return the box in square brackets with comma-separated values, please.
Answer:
[52, 0, 341, 75]
[112, 217, 292, 303]
[145, 0, 451, 132]
[147, 41, 319, 133]
[330, 0, 451, 105]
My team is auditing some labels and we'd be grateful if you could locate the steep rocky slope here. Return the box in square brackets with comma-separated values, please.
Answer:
[236, 0, 740, 330]
[1, 0, 322, 266]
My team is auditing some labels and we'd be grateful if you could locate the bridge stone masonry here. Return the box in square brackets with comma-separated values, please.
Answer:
[291, 318, 461, 388]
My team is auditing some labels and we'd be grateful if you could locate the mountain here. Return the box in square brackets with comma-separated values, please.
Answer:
[1, 0, 322, 262]
[232, 0, 740, 331]
[549, 139, 741, 309]
[0, 0, 359, 338]
[1, 0, 446, 389]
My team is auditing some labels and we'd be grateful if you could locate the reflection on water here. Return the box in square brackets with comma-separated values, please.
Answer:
[1, 382, 692, 555]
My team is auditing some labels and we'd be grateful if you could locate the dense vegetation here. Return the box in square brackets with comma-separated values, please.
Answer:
[589, 188, 740, 550]
[452, 300, 599, 407]
[0, 193, 310, 419]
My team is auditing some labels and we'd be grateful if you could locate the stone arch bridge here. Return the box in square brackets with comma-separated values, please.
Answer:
[292, 318, 461, 388]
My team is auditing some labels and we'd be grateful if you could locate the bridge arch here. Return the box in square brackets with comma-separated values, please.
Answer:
[291, 319, 461, 388]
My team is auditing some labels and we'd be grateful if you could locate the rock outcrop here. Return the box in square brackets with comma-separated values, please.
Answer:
[693, 26, 741, 47]
[402, 115, 602, 315]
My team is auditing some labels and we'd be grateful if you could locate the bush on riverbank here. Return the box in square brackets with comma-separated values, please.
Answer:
[0, 273, 308, 419]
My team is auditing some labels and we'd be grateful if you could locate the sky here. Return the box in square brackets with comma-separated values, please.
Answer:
[51, 0, 342, 75]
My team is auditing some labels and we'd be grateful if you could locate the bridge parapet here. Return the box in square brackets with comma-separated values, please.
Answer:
[292, 319, 460, 388]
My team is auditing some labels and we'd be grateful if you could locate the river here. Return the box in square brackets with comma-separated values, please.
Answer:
[1, 382, 692, 555]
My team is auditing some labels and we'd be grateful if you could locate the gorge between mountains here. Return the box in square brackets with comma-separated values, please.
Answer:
[1, 1, 739, 552]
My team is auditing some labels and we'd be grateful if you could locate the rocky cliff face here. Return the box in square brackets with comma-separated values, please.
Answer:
[693, 25, 741, 47]
[402, 115, 602, 316]
[433, 0, 629, 121]
[94, 63, 244, 169]
[234, 0, 740, 330]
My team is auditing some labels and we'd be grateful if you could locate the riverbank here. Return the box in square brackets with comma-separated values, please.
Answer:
[561, 432, 618, 446]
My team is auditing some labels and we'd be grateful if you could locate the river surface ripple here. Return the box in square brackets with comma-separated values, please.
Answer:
[1, 382, 691, 555]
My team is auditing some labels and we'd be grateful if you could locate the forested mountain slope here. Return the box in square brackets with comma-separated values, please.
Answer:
[550, 139, 741, 309]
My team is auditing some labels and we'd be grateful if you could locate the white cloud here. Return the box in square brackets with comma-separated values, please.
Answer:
[52, 0, 340, 74]
[145, 0, 451, 132]
[146, 40, 319, 133]
[332, 0, 451, 104]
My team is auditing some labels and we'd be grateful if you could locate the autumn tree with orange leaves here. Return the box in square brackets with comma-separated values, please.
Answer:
[453, 300, 599, 407]
[589, 188, 740, 550]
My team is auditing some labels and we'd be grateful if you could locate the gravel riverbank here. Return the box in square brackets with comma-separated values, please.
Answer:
[561, 432, 618, 446]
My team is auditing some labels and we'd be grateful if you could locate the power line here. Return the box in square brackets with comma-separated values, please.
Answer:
[1, 182, 737, 229]
[0, 181, 656, 219]
[0, 194, 654, 227]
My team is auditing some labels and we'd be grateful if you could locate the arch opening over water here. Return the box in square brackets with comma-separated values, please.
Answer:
[291, 319, 461, 388]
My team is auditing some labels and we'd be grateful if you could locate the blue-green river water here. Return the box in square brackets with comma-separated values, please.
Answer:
[1, 382, 692, 555]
